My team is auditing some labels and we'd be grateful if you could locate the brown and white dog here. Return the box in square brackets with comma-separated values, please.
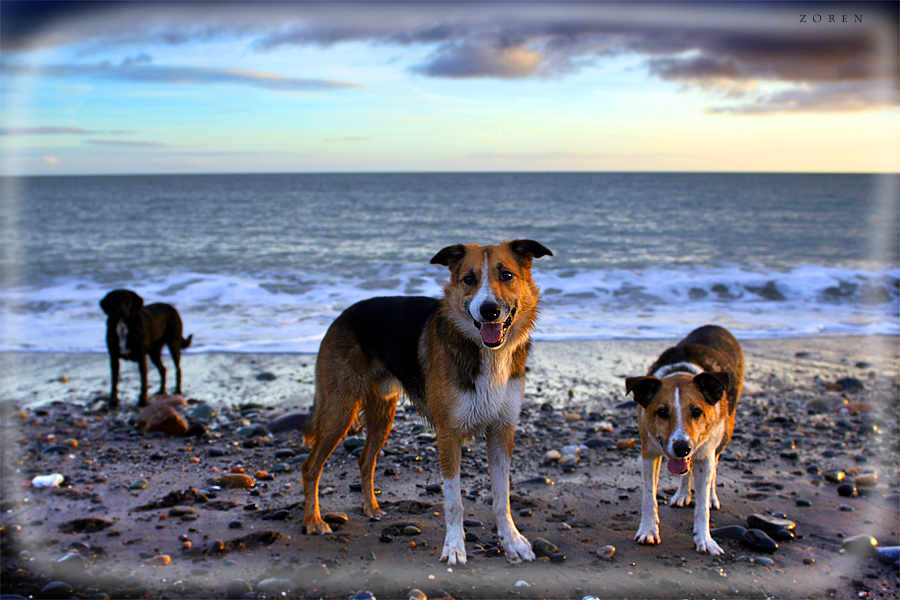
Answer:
[301, 239, 552, 565]
[625, 325, 744, 555]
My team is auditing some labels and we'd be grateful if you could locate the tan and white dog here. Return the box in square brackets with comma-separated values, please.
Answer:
[301, 239, 552, 565]
[625, 325, 744, 555]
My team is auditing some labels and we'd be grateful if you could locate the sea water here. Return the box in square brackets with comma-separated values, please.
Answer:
[1, 172, 897, 353]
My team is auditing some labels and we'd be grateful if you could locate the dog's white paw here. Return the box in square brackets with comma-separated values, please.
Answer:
[635, 525, 661, 545]
[365, 509, 386, 521]
[670, 489, 692, 507]
[303, 520, 333, 535]
[441, 530, 467, 565]
[502, 533, 535, 563]
[695, 535, 724, 555]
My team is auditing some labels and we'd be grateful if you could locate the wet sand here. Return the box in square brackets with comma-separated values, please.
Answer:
[1, 336, 898, 599]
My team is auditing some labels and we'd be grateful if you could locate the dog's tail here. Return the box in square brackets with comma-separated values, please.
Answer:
[182, 334, 193, 349]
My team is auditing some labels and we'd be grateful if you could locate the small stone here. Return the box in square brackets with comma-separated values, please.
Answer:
[796, 498, 813, 507]
[532, 538, 559, 558]
[557, 522, 572, 530]
[424, 483, 442, 493]
[842, 534, 878, 558]
[38, 581, 75, 599]
[549, 552, 566, 563]
[803, 557, 817, 565]
[563, 412, 582, 422]
[711, 525, 748, 541]
[258, 578, 282, 593]
[267, 411, 310, 434]
[827, 377, 864, 392]
[226, 579, 252, 599]
[343, 436, 365, 452]
[188, 403, 217, 421]
[256, 371, 277, 381]
[839, 505, 855, 512]
[350, 591, 376, 600]
[408, 589, 427, 600]
[129, 478, 150, 490]
[146, 555, 171, 565]
[824, 470, 846, 484]
[740, 529, 779, 553]
[52, 553, 88, 576]
[403, 525, 422, 536]
[544, 450, 562, 462]
[42, 444, 70, 455]
[616, 438, 635, 450]
[323, 512, 349, 524]
[877, 546, 900, 564]
[272, 462, 291, 473]
[596, 545, 616, 561]
[837, 483, 858, 497]
[747, 514, 796, 540]
[855, 473, 878, 487]
[218, 474, 255, 489]
[753, 556, 774, 566]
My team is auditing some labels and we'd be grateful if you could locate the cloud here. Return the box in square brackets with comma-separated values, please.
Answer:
[83, 139, 169, 148]
[707, 80, 900, 114]
[1, 2, 896, 112]
[28, 61, 363, 91]
[1, 126, 131, 136]
[42, 155, 60, 165]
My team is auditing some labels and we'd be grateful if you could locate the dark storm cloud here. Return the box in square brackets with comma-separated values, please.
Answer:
[2, 1, 896, 113]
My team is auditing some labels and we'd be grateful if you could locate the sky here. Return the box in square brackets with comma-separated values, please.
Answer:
[1, 1, 898, 175]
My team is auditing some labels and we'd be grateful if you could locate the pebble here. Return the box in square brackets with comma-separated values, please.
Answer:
[828, 377, 864, 392]
[877, 546, 900, 564]
[746, 514, 796, 541]
[531, 538, 559, 558]
[218, 474, 255, 489]
[753, 556, 775, 566]
[350, 591, 376, 600]
[408, 589, 427, 600]
[324, 512, 349, 524]
[267, 411, 310, 433]
[258, 578, 283, 593]
[855, 473, 878, 487]
[839, 505, 855, 512]
[557, 522, 572, 530]
[42, 444, 71, 455]
[188, 403, 217, 421]
[146, 554, 172, 565]
[596, 545, 616, 561]
[824, 470, 846, 484]
[711, 525, 748, 541]
[343, 436, 365, 452]
[38, 582, 74, 599]
[544, 450, 562, 462]
[129, 478, 150, 490]
[616, 438, 635, 450]
[795, 498, 812, 507]
[805, 397, 847, 413]
[842, 534, 878, 558]
[740, 529, 779, 553]
[403, 525, 422, 536]
[837, 483, 858, 497]
[550, 552, 566, 563]
[52, 553, 88, 576]
[226, 579, 252, 599]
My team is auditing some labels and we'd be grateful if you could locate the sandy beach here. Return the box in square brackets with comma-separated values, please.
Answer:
[1, 336, 898, 599]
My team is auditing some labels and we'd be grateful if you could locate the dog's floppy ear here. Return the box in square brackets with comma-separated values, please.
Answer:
[128, 290, 144, 314]
[508, 239, 553, 263]
[625, 376, 661, 408]
[430, 244, 467, 268]
[99, 293, 114, 316]
[694, 372, 730, 406]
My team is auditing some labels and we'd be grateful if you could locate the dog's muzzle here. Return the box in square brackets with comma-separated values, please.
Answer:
[473, 306, 516, 348]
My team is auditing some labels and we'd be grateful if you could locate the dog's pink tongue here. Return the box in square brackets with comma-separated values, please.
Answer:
[667, 458, 689, 475]
[480, 322, 503, 345]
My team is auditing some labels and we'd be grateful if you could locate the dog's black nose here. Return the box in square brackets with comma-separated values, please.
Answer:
[673, 440, 692, 458]
[480, 303, 501, 321]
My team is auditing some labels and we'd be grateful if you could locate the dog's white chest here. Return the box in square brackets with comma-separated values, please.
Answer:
[116, 321, 129, 357]
[453, 356, 524, 433]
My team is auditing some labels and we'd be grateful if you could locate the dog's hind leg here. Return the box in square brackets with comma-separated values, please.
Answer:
[167, 340, 183, 395]
[301, 390, 362, 535]
[137, 354, 150, 407]
[357, 381, 399, 521]
[149, 345, 167, 396]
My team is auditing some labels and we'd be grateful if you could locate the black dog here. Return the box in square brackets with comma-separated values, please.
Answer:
[100, 289, 193, 408]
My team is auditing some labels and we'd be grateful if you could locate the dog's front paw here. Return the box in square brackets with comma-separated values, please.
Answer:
[441, 541, 467, 565]
[365, 508, 386, 521]
[502, 533, 535, 563]
[695, 535, 724, 555]
[303, 520, 333, 535]
[635, 525, 661, 545]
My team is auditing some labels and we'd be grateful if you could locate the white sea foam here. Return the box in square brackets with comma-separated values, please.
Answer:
[0, 264, 896, 353]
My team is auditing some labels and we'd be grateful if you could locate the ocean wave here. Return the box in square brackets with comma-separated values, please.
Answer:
[1, 264, 897, 353]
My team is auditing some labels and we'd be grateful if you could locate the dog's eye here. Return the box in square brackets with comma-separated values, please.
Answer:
[462, 274, 477, 286]
[499, 270, 514, 281]
[691, 407, 703, 419]
[656, 407, 669, 419]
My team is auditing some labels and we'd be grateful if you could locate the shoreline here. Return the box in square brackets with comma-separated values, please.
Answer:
[1, 336, 898, 599]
